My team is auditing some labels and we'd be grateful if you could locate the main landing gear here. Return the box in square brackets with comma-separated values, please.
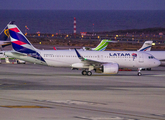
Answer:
[82, 70, 92, 76]
[137, 68, 142, 76]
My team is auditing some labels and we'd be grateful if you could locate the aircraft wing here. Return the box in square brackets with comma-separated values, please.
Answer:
[11, 51, 27, 56]
[74, 49, 112, 66]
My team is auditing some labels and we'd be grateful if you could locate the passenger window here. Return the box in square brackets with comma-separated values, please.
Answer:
[149, 56, 154, 59]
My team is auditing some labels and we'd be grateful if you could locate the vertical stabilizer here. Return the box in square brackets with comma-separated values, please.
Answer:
[138, 41, 153, 51]
[92, 39, 112, 51]
[8, 22, 36, 53]
[7, 22, 46, 63]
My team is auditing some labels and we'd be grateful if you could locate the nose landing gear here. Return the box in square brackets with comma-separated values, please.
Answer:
[137, 68, 142, 76]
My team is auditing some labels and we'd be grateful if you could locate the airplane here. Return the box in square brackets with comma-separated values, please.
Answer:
[4, 23, 160, 76]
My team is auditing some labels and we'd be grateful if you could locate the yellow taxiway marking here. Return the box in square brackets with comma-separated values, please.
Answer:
[0, 97, 164, 120]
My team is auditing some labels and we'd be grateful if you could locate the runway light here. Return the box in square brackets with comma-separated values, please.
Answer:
[116, 35, 118, 37]
[98, 36, 100, 39]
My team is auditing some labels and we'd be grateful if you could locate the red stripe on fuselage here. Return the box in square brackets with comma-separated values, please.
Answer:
[12, 40, 26, 45]
[9, 28, 20, 32]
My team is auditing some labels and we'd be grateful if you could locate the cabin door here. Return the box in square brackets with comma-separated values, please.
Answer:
[138, 52, 144, 63]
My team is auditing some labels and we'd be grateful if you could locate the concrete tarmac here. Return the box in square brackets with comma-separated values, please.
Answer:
[0, 63, 165, 120]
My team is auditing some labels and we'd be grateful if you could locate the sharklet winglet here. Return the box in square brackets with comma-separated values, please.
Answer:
[74, 48, 84, 61]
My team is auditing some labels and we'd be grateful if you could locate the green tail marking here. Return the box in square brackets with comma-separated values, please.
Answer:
[93, 39, 112, 51]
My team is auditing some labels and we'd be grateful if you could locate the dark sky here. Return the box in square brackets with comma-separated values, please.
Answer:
[0, 0, 165, 10]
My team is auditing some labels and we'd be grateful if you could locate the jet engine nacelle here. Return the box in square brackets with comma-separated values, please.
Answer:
[95, 63, 119, 74]
[103, 63, 119, 74]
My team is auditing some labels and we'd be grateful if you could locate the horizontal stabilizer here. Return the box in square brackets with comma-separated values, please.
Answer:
[11, 51, 27, 56]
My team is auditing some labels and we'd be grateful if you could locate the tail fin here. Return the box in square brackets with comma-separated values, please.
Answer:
[8, 22, 46, 63]
[138, 41, 153, 51]
[92, 39, 116, 51]
[8, 22, 37, 54]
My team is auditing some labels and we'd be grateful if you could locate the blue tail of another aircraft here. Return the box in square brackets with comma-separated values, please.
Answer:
[0, 21, 14, 48]
[0, 25, 9, 41]
[0, 21, 15, 41]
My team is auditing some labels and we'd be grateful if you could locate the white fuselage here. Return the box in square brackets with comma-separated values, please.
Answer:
[5, 50, 160, 69]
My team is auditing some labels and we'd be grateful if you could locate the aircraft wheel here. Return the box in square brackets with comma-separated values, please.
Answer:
[82, 70, 87, 75]
[137, 72, 142, 76]
[16, 60, 20, 64]
[87, 71, 92, 76]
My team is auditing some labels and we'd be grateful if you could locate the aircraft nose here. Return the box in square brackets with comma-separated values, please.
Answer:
[154, 59, 161, 66]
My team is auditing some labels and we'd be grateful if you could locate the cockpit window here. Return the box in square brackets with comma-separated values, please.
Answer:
[148, 56, 155, 59]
